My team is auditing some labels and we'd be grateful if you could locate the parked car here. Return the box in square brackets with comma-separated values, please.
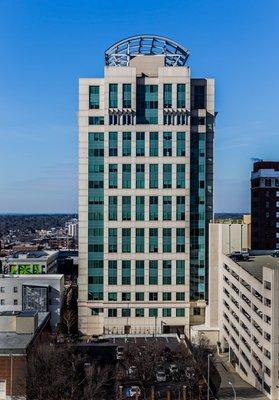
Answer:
[116, 346, 124, 360]
[156, 370, 167, 382]
[124, 386, 141, 398]
[127, 365, 137, 378]
[169, 363, 178, 374]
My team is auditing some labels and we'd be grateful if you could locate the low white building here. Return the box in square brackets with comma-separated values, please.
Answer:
[0, 274, 64, 328]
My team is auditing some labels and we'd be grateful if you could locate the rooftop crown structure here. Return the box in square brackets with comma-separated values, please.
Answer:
[78, 35, 215, 336]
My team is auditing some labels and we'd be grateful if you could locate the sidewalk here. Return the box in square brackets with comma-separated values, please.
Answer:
[215, 354, 268, 400]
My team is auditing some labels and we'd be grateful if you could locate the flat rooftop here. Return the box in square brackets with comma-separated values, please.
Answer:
[237, 255, 279, 282]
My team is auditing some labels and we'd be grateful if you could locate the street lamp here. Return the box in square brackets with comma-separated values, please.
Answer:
[228, 381, 236, 400]
[207, 354, 212, 400]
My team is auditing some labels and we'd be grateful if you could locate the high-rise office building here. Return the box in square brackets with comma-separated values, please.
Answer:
[251, 161, 279, 250]
[78, 35, 215, 335]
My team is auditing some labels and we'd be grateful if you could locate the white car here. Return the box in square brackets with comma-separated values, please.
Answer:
[127, 365, 137, 377]
[156, 370, 167, 382]
[169, 363, 178, 374]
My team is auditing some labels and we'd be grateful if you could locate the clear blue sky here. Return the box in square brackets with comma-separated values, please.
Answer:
[0, 0, 278, 213]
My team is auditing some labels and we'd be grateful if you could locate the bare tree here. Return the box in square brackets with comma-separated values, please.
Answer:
[62, 309, 78, 336]
[83, 363, 116, 400]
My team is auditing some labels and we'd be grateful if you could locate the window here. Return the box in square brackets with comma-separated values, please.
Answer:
[136, 260, 144, 285]
[88, 116, 104, 125]
[177, 132, 186, 156]
[176, 308, 185, 317]
[136, 228, 145, 253]
[123, 84, 131, 108]
[122, 164, 131, 188]
[108, 260, 117, 285]
[176, 196, 185, 220]
[0, 287, 5, 293]
[136, 292, 144, 301]
[91, 308, 102, 316]
[163, 308, 171, 317]
[108, 308, 117, 317]
[122, 260, 131, 285]
[163, 292, 171, 301]
[176, 229, 185, 252]
[163, 164, 172, 188]
[136, 132, 145, 156]
[163, 228, 172, 252]
[149, 132, 158, 156]
[109, 132, 118, 156]
[149, 196, 158, 221]
[149, 292, 158, 301]
[136, 164, 145, 188]
[163, 260, 172, 284]
[149, 261, 158, 284]
[149, 164, 158, 188]
[176, 260, 185, 284]
[135, 308, 144, 317]
[108, 228, 117, 253]
[163, 132, 172, 156]
[163, 84, 172, 108]
[122, 292, 131, 301]
[122, 196, 131, 221]
[176, 164, 185, 188]
[109, 83, 118, 108]
[109, 196, 117, 221]
[122, 132, 131, 156]
[13, 287, 18, 293]
[89, 85, 99, 109]
[122, 228, 131, 253]
[0, 299, 5, 305]
[176, 292, 185, 301]
[163, 196, 172, 220]
[136, 84, 158, 124]
[149, 308, 158, 317]
[109, 164, 118, 188]
[122, 308, 131, 317]
[108, 292, 117, 301]
[14, 299, 18, 305]
[177, 84, 186, 108]
[136, 196, 145, 221]
[193, 85, 205, 109]
[149, 228, 158, 252]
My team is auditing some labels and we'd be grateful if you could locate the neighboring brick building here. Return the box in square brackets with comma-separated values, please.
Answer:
[251, 161, 279, 250]
[0, 311, 50, 399]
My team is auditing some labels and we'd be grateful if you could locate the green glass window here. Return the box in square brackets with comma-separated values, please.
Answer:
[177, 84, 186, 108]
[108, 196, 117, 221]
[163, 164, 172, 188]
[108, 228, 117, 253]
[149, 260, 158, 284]
[122, 292, 131, 301]
[136, 164, 145, 188]
[136, 132, 145, 156]
[136, 84, 158, 124]
[163, 260, 172, 284]
[149, 164, 158, 188]
[122, 260, 131, 285]
[149, 196, 158, 221]
[163, 292, 171, 301]
[163, 132, 172, 156]
[109, 132, 118, 156]
[176, 196, 185, 220]
[163, 196, 172, 220]
[149, 292, 158, 301]
[177, 132, 186, 156]
[135, 308, 144, 317]
[108, 292, 117, 301]
[136, 292, 144, 301]
[163, 228, 172, 253]
[163, 308, 171, 317]
[122, 308, 131, 317]
[136, 228, 145, 253]
[149, 229, 158, 252]
[109, 83, 118, 108]
[176, 292, 185, 301]
[108, 260, 117, 285]
[176, 260, 185, 284]
[89, 85, 99, 109]
[176, 228, 185, 252]
[123, 84, 131, 108]
[88, 116, 104, 125]
[163, 84, 172, 108]
[122, 228, 131, 253]
[109, 164, 118, 188]
[136, 196, 145, 221]
[149, 308, 158, 317]
[177, 164, 186, 188]
[122, 164, 131, 188]
[136, 260, 144, 285]
[149, 132, 158, 156]
[122, 132, 131, 156]
[176, 308, 185, 317]
[108, 308, 117, 317]
[122, 196, 131, 221]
